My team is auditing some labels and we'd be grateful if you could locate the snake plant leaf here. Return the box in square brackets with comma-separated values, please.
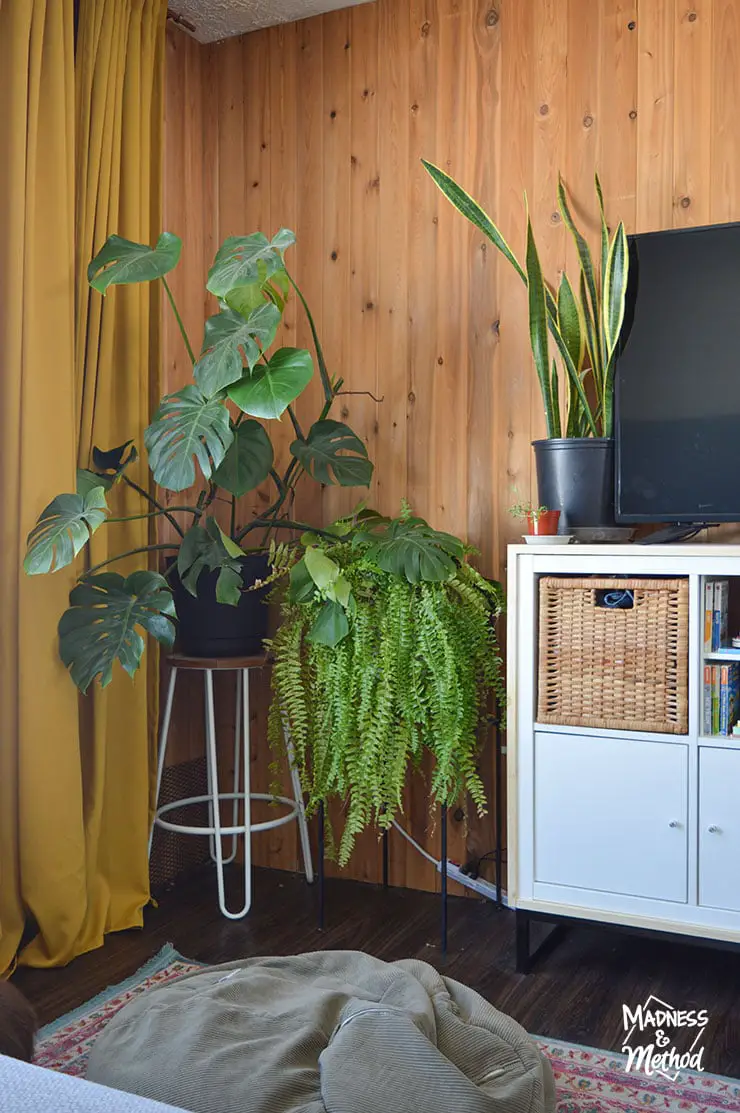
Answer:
[525, 215, 559, 438]
[144, 385, 233, 492]
[194, 303, 282, 397]
[422, 160, 526, 283]
[557, 177, 602, 376]
[359, 516, 463, 584]
[58, 571, 175, 692]
[24, 488, 109, 575]
[308, 599, 349, 647]
[177, 519, 243, 597]
[557, 272, 586, 373]
[88, 233, 182, 294]
[595, 172, 610, 309]
[228, 347, 313, 420]
[603, 221, 628, 364]
[290, 419, 373, 487]
[211, 420, 274, 498]
[206, 229, 296, 298]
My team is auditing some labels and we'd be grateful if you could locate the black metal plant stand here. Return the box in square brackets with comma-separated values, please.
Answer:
[314, 713, 505, 952]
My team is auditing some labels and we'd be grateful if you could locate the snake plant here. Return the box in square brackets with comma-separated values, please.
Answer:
[423, 162, 629, 439]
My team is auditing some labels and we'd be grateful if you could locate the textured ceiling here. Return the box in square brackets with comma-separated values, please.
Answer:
[169, 0, 373, 43]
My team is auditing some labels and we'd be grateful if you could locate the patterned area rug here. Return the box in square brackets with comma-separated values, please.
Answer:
[35, 944, 740, 1112]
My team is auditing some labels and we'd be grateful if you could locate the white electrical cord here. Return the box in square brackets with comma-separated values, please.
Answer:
[390, 819, 440, 867]
[390, 818, 509, 905]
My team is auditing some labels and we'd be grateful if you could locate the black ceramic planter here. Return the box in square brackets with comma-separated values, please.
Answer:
[532, 437, 615, 532]
[171, 551, 271, 658]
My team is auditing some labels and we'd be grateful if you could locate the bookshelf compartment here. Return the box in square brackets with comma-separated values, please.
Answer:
[701, 576, 740, 738]
[537, 576, 689, 734]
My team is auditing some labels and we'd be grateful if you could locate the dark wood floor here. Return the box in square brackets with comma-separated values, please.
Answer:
[14, 866, 740, 1078]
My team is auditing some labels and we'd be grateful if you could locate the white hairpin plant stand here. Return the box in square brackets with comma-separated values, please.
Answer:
[149, 653, 314, 919]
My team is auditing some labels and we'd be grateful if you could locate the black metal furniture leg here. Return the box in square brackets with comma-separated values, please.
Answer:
[515, 909, 531, 973]
[494, 715, 503, 907]
[441, 803, 448, 958]
[317, 801, 325, 931]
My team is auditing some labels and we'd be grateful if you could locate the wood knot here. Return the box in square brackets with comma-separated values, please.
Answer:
[420, 20, 431, 36]
[486, 8, 499, 26]
[629, 109, 638, 120]
[365, 301, 374, 310]
[330, 110, 337, 119]
[539, 103, 549, 116]
[583, 113, 594, 128]
[408, 391, 416, 403]
[680, 196, 691, 208]
[688, 10, 697, 20]
[550, 211, 561, 224]
[330, 250, 338, 260]
[411, 102, 419, 113]
[627, 19, 636, 29]
[437, 356, 444, 365]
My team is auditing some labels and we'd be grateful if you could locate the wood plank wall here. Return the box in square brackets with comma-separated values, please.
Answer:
[161, 0, 740, 891]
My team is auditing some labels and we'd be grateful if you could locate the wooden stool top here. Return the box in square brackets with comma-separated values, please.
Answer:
[167, 652, 271, 671]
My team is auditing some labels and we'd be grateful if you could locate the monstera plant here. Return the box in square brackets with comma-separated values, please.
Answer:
[23, 229, 373, 691]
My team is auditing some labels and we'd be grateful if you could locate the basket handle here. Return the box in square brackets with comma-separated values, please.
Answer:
[594, 588, 634, 610]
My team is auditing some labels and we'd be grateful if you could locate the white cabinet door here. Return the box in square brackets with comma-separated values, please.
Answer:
[699, 748, 740, 912]
[534, 732, 688, 902]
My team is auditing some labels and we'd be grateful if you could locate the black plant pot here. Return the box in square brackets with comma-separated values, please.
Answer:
[171, 551, 271, 658]
[532, 437, 615, 532]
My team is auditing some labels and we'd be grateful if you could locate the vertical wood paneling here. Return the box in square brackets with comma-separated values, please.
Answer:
[598, 0, 639, 231]
[673, 1, 712, 226]
[710, 0, 740, 223]
[636, 1, 675, 230]
[163, 0, 740, 888]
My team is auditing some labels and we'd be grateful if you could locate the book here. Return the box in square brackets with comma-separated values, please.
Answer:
[721, 665, 731, 734]
[704, 580, 715, 653]
[713, 580, 730, 652]
[707, 663, 716, 734]
[707, 647, 740, 659]
[703, 664, 712, 734]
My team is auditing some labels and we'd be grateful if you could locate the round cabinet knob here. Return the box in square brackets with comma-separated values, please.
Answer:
[669, 820, 681, 828]
[708, 825, 722, 834]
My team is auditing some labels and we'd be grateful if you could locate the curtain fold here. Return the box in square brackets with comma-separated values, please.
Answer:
[0, 0, 167, 976]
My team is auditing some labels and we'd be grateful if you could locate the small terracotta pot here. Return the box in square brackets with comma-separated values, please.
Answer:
[525, 510, 560, 536]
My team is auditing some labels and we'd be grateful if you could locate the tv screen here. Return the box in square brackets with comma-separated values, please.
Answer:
[615, 221, 740, 523]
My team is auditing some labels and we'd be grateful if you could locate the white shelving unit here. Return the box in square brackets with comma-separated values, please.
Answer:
[507, 543, 740, 954]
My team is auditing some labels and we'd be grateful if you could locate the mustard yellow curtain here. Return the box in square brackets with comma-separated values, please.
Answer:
[0, 0, 167, 976]
[67, 0, 168, 963]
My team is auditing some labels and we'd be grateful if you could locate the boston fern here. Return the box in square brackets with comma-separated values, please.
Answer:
[267, 504, 506, 865]
[23, 230, 373, 691]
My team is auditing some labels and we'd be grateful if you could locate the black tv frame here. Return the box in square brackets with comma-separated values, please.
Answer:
[614, 219, 740, 530]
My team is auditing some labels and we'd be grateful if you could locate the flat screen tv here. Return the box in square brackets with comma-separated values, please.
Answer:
[615, 220, 740, 524]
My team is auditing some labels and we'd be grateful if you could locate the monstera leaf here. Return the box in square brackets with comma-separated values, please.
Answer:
[206, 229, 296, 299]
[177, 519, 244, 604]
[290, 420, 373, 487]
[193, 303, 281, 397]
[87, 233, 182, 294]
[58, 571, 176, 692]
[76, 440, 139, 496]
[144, 385, 233, 492]
[224, 269, 290, 317]
[358, 516, 464, 583]
[211, 420, 274, 498]
[24, 488, 109, 575]
[228, 347, 313, 420]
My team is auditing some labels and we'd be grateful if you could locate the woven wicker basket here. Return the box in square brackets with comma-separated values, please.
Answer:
[537, 577, 689, 734]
